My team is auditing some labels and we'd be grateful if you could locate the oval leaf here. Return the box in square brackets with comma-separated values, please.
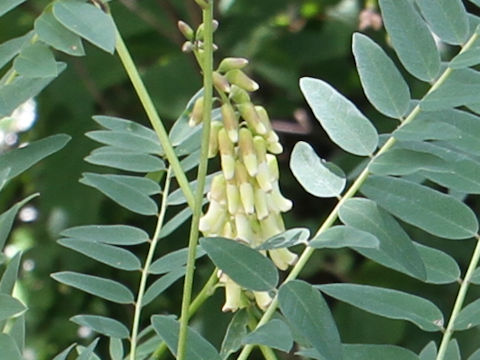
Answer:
[361, 176, 479, 239]
[419, 341, 437, 360]
[53, 0, 115, 53]
[109, 337, 124, 360]
[299, 77, 378, 156]
[0, 294, 26, 321]
[52, 344, 76, 360]
[85, 147, 165, 173]
[343, 344, 421, 360]
[278, 280, 342, 360]
[290, 141, 346, 197]
[415, 243, 460, 284]
[200, 237, 278, 291]
[310, 225, 379, 250]
[13, 43, 57, 78]
[51, 271, 134, 304]
[0, 334, 22, 360]
[61, 225, 149, 245]
[86, 130, 163, 155]
[142, 268, 185, 307]
[242, 319, 293, 353]
[256, 228, 310, 250]
[151, 315, 221, 360]
[58, 238, 141, 271]
[454, 298, 480, 330]
[149, 247, 205, 275]
[71, 315, 129, 339]
[379, 0, 440, 81]
[318, 283, 444, 331]
[352, 33, 410, 118]
[220, 309, 249, 360]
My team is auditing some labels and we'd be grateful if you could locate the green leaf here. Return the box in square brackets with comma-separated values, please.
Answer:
[310, 225, 379, 249]
[151, 315, 222, 360]
[471, 267, 480, 284]
[58, 238, 141, 271]
[52, 344, 76, 360]
[352, 33, 410, 118]
[0, 194, 38, 250]
[61, 225, 149, 246]
[0, 334, 22, 360]
[86, 130, 163, 155]
[299, 77, 378, 156]
[419, 341, 437, 360]
[469, 348, 480, 360]
[393, 119, 461, 142]
[416, 0, 468, 45]
[450, 35, 480, 69]
[445, 340, 461, 360]
[13, 43, 57, 78]
[0, 294, 26, 321]
[318, 283, 444, 331]
[454, 298, 480, 330]
[53, 0, 115, 53]
[278, 280, 342, 360]
[242, 319, 293, 352]
[421, 69, 480, 110]
[0, 0, 26, 17]
[342, 344, 421, 360]
[0, 252, 22, 294]
[167, 173, 217, 205]
[169, 88, 204, 146]
[80, 173, 158, 215]
[142, 268, 185, 307]
[109, 338, 124, 360]
[149, 246, 205, 275]
[379, 0, 440, 81]
[92, 115, 159, 141]
[361, 176, 479, 239]
[256, 228, 310, 250]
[200, 237, 278, 291]
[290, 141, 346, 197]
[369, 149, 447, 176]
[34, 8, 85, 56]
[339, 198, 427, 280]
[220, 309, 249, 360]
[0, 32, 33, 70]
[159, 205, 196, 238]
[85, 147, 165, 173]
[71, 315, 129, 339]
[51, 271, 134, 304]
[0, 134, 71, 182]
[8, 315, 24, 352]
[415, 243, 460, 284]
[77, 338, 99, 360]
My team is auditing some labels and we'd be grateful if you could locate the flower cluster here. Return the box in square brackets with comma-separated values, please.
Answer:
[179, 20, 297, 312]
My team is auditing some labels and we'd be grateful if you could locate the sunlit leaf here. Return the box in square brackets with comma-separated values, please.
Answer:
[361, 176, 479, 239]
[51, 271, 134, 304]
[290, 141, 346, 197]
[242, 319, 293, 352]
[256, 228, 310, 250]
[109, 338, 124, 360]
[220, 309, 249, 360]
[415, 243, 460, 284]
[310, 225, 379, 250]
[13, 43, 57, 78]
[71, 315, 129, 339]
[200, 237, 278, 291]
[8, 314, 24, 352]
[369, 149, 447, 176]
[454, 298, 480, 330]
[151, 315, 222, 360]
[279, 280, 342, 360]
[53, 0, 115, 53]
[61, 225, 149, 246]
[393, 120, 461, 142]
[379, 0, 440, 81]
[318, 283, 444, 331]
[149, 247, 205, 275]
[0, 334, 22, 360]
[300, 77, 378, 156]
[352, 33, 410, 118]
[86, 130, 163, 155]
[85, 147, 165, 173]
[0, 252, 21, 295]
[450, 35, 480, 69]
[0, 294, 26, 321]
[0, 32, 33, 70]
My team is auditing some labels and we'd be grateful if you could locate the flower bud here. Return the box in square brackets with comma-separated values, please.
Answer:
[256, 162, 272, 193]
[218, 128, 235, 180]
[222, 220, 235, 238]
[267, 141, 283, 154]
[253, 291, 272, 310]
[213, 71, 231, 93]
[221, 103, 239, 143]
[260, 213, 283, 240]
[196, 23, 205, 40]
[212, 19, 219, 32]
[254, 106, 273, 133]
[229, 85, 251, 104]
[235, 212, 254, 243]
[226, 178, 240, 215]
[235, 162, 255, 214]
[199, 200, 227, 234]
[225, 69, 259, 92]
[208, 121, 223, 158]
[178, 21, 194, 40]
[189, 96, 204, 127]
[208, 174, 226, 204]
[253, 136, 267, 163]
[218, 57, 249, 73]
[266, 154, 279, 181]
[254, 187, 269, 220]
[222, 276, 243, 312]
[237, 103, 267, 135]
[238, 128, 258, 177]
[269, 248, 298, 270]
[181, 41, 194, 53]
[270, 181, 292, 212]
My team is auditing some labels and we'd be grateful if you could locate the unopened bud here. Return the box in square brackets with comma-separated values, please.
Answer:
[218, 57, 249, 73]
[196, 23, 205, 40]
[189, 96, 204, 127]
[254, 291, 272, 310]
[226, 179, 240, 215]
[225, 69, 259, 92]
[267, 141, 283, 154]
[222, 220, 235, 238]
[237, 103, 267, 135]
[270, 181, 292, 212]
[238, 128, 258, 177]
[208, 174, 226, 203]
[253, 136, 267, 163]
[254, 187, 269, 220]
[222, 276, 243, 312]
[221, 103, 239, 143]
[256, 162, 272, 193]
[182, 41, 194, 53]
[255, 106, 273, 133]
[199, 200, 227, 234]
[213, 72, 231, 93]
[178, 21, 194, 40]
[260, 213, 283, 240]
[235, 162, 254, 214]
[208, 121, 223, 158]
[266, 154, 279, 181]
[269, 248, 298, 271]
[218, 128, 235, 180]
[235, 212, 254, 243]
[212, 19, 219, 32]
[229, 85, 251, 104]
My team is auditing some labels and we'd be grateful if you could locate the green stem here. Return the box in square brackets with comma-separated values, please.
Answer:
[436, 235, 480, 360]
[176, 3, 214, 360]
[130, 167, 172, 360]
[114, 27, 196, 210]
[236, 30, 480, 360]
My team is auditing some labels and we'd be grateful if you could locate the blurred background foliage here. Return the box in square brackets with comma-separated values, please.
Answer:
[1, 0, 480, 359]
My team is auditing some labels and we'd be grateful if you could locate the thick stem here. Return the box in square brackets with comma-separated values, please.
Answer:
[114, 28, 196, 210]
[130, 167, 172, 360]
[236, 30, 480, 360]
[436, 236, 480, 360]
[176, 2, 214, 360]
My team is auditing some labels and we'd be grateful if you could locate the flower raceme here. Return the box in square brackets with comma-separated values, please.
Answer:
[180, 19, 297, 312]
